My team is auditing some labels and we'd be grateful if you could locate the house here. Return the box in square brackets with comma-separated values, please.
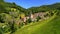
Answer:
[20, 12, 48, 24]
[29, 12, 47, 21]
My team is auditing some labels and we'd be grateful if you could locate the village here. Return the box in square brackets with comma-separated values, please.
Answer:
[19, 11, 50, 25]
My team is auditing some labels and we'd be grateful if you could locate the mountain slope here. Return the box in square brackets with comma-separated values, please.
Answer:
[32, 14, 60, 34]
[14, 12, 59, 34]
[0, 0, 60, 34]
[0, 0, 26, 14]
[27, 3, 60, 14]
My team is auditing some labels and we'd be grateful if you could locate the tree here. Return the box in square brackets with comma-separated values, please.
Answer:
[10, 21, 17, 34]
[0, 13, 12, 23]
[0, 27, 4, 34]
[27, 18, 32, 23]
[36, 16, 41, 22]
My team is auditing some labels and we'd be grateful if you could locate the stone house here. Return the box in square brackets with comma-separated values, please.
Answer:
[29, 12, 47, 21]
[20, 12, 48, 23]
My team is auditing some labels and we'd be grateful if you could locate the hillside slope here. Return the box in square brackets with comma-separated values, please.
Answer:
[14, 12, 60, 34]
[0, 0, 26, 14]
[32, 14, 60, 34]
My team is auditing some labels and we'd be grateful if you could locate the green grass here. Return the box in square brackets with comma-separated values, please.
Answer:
[32, 16, 60, 34]
[14, 13, 60, 34]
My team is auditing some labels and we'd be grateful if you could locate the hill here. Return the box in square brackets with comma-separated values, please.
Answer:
[14, 11, 60, 34]
[0, 0, 26, 14]
[0, 0, 60, 34]
[27, 3, 60, 14]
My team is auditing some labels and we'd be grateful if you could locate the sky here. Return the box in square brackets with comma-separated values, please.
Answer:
[4, 0, 60, 9]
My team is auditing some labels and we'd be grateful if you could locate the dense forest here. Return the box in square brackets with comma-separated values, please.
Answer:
[0, 0, 60, 34]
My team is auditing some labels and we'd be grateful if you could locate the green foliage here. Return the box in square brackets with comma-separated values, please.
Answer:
[9, 8, 20, 18]
[0, 1, 60, 34]
[0, 13, 12, 23]
[0, 27, 4, 34]
[0, 0, 4, 2]
[10, 22, 17, 34]
[27, 3, 60, 14]
[27, 18, 32, 23]
[36, 16, 41, 22]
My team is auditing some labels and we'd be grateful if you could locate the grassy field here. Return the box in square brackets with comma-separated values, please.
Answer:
[14, 13, 60, 34]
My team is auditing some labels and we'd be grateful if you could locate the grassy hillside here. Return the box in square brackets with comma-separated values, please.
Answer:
[33, 15, 60, 34]
[0, 0, 60, 34]
[14, 12, 60, 34]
